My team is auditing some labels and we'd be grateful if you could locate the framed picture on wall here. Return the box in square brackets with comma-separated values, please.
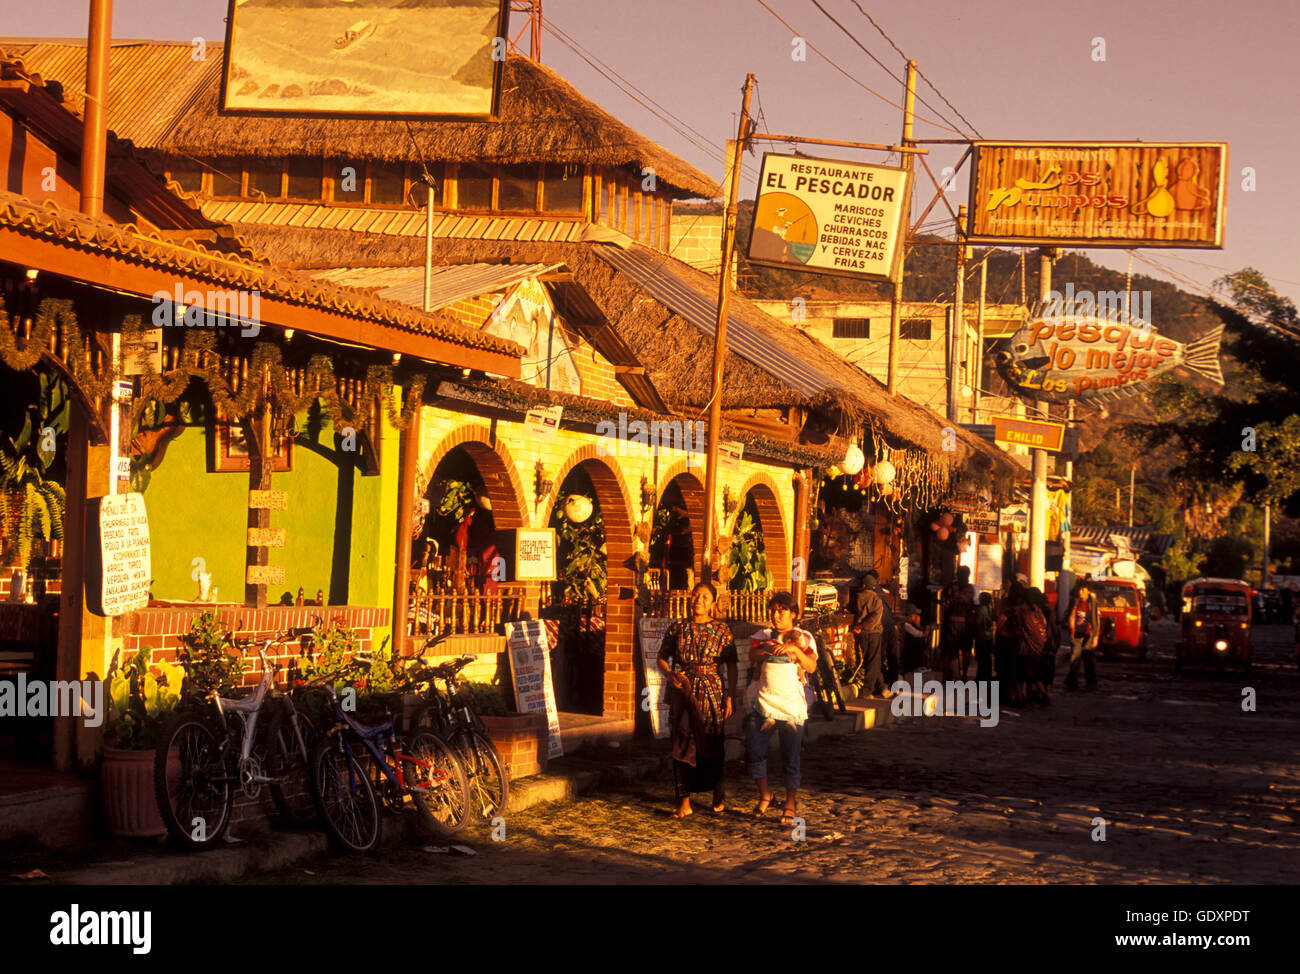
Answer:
[211, 418, 293, 473]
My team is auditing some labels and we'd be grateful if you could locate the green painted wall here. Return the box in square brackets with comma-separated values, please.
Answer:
[143, 414, 393, 607]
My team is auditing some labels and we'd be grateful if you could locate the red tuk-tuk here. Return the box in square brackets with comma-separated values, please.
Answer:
[1085, 577, 1148, 659]
[1178, 577, 1253, 673]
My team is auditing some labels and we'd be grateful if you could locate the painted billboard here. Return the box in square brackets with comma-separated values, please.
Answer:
[966, 142, 1227, 248]
[221, 0, 508, 117]
[747, 152, 911, 282]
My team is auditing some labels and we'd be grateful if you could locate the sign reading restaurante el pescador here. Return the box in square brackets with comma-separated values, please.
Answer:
[747, 152, 911, 281]
[966, 141, 1228, 248]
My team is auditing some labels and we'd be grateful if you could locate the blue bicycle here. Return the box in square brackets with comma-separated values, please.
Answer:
[307, 660, 470, 853]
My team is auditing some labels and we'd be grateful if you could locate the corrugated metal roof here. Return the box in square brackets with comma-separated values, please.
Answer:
[199, 199, 593, 243]
[596, 246, 844, 400]
[312, 262, 560, 312]
[4, 41, 218, 147]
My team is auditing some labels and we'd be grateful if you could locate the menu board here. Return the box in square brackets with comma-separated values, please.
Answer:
[85, 493, 152, 616]
[637, 617, 674, 738]
[506, 620, 563, 759]
[514, 528, 557, 581]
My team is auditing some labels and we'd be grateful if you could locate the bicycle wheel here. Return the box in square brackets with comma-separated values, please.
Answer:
[310, 734, 381, 853]
[404, 731, 470, 840]
[268, 709, 318, 826]
[154, 715, 232, 848]
[455, 728, 509, 823]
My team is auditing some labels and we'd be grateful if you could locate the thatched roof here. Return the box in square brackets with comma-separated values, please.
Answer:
[227, 222, 1018, 479]
[0, 40, 720, 199]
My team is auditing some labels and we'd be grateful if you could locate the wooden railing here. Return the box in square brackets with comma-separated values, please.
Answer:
[642, 588, 774, 623]
[409, 582, 529, 637]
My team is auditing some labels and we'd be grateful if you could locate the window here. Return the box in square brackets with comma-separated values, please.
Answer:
[496, 163, 537, 211]
[333, 161, 364, 202]
[246, 160, 284, 198]
[406, 164, 443, 207]
[832, 317, 871, 339]
[168, 162, 204, 193]
[208, 162, 242, 197]
[457, 164, 493, 210]
[286, 157, 322, 200]
[900, 317, 932, 340]
[368, 161, 407, 205]
[541, 163, 583, 213]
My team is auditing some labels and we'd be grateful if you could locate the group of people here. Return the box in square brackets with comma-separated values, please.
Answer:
[656, 584, 818, 825]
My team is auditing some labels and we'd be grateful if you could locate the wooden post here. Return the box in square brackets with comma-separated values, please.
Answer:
[950, 203, 967, 422]
[244, 400, 273, 609]
[973, 253, 987, 420]
[887, 60, 917, 395]
[392, 385, 422, 656]
[791, 469, 811, 610]
[1028, 248, 1055, 590]
[80, 0, 112, 219]
[701, 73, 755, 580]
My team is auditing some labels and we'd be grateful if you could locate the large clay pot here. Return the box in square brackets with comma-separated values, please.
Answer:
[101, 747, 167, 838]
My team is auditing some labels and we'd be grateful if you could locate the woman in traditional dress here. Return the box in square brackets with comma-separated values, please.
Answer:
[657, 581, 737, 819]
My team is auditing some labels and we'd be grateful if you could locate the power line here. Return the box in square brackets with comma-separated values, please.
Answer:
[751, 0, 969, 138]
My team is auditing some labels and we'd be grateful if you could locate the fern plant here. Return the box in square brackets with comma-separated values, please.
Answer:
[728, 510, 773, 592]
[0, 372, 68, 569]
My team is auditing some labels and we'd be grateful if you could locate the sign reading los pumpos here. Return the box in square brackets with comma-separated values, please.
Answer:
[85, 493, 152, 616]
[747, 152, 911, 281]
[966, 141, 1227, 248]
[992, 415, 1067, 452]
[996, 316, 1224, 403]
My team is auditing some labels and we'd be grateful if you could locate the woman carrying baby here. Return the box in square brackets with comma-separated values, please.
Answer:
[745, 591, 819, 825]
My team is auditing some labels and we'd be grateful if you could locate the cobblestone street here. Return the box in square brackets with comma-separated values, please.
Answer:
[245, 621, 1300, 885]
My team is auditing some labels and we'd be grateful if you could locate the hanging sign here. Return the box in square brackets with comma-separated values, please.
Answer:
[995, 318, 1223, 403]
[966, 141, 1227, 248]
[506, 620, 563, 759]
[523, 405, 563, 442]
[748, 152, 911, 282]
[121, 329, 163, 376]
[992, 415, 1067, 451]
[637, 617, 674, 738]
[719, 440, 745, 472]
[85, 493, 152, 616]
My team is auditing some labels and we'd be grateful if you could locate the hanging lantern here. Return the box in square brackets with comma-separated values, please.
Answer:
[842, 444, 865, 476]
[936, 526, 950, 541]
[939, 512, 954, 527]
[874, 459, 896, 485]
[564, 494, 593, 523]
[827, 464, 843, 478]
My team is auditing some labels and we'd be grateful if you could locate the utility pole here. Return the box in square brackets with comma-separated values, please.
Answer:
[1028, 247, 1056, 590]
[702, 73, 755, 580]
[887, 60, 917, 395]
[1128, 465, 1135, 528]
[949, 204, 967, 422]
[1263, 502, 1271, 589]
[972, 251, 986, 421]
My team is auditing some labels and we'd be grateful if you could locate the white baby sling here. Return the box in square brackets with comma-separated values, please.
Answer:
[749, 653, 808, 727]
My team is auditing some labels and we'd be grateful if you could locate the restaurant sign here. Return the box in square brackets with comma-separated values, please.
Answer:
[966, 141, 1227, 248]
[514, 528, 557, 581]
[992, 415, 1066, 452]
[748, 152, 911, 282]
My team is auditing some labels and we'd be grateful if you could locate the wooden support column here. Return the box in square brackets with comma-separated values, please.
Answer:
[791, 468, 811, 611]
[243, 401, 273, 608]
[392, 389, 422, 657]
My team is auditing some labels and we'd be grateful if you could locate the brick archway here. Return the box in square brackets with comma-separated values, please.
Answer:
[655, 461, 706, 581]
[543, 445, 637, 720]
[727, 471, 792, 592]
[418, 423, 528, 530]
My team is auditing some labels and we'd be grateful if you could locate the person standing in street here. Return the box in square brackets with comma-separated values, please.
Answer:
[940, 566, 977, 679]
[973, 591, 996, 683]
[657, 581, 737, 818]
[1064, 582, 1101, 691]
[851, 569, 892, 698]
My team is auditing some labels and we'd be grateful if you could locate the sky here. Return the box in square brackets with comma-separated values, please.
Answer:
[7, 0, 1298, 307]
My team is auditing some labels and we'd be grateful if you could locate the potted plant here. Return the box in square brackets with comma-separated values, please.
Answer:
[0, 372, 68, 575]
[95, 647, 184, 838]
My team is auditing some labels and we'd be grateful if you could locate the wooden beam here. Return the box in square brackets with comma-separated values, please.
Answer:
[392, 389, 421, 656]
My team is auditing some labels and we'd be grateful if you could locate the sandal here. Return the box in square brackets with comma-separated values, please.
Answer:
[780, 804, 798, 826]
[753, 793, 774, 818]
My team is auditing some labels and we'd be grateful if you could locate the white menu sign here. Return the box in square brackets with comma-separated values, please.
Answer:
[506, 620, 563, 759]
[637, 617, 674, 738]
[86, 492, 151, 616]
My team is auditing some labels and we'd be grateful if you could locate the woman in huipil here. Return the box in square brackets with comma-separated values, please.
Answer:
[657, 581, 737, 819]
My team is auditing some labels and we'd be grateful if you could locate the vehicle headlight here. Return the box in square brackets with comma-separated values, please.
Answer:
[1240, 623, 1248, 629]
[1194, 620, 1202, 627]
[1214, 640, 1228, 651]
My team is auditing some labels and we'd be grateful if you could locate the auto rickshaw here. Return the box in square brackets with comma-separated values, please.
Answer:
[1085, 577, 1148, 659]
[1177, 577, 1253, 673]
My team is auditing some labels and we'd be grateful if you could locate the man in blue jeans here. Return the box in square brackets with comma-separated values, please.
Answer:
[746, 592, 818, 826]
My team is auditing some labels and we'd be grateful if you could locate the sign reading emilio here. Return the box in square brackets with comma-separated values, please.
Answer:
[86, 493, 151, 617]
[992, 415, 1067, 452]
[748, 152, 910, 281]
[967, 141, 1227, 248]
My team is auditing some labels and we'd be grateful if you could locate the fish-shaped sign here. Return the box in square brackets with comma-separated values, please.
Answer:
[994, 316, 1224, 403]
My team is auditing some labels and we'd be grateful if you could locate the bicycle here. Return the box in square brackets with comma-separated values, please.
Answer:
[154, 625, 321, 849]
[402, 632, 510, 823]
[308, 655, 470, 853]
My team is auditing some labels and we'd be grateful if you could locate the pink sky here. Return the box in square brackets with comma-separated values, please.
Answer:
[7, 0, 1297, 306]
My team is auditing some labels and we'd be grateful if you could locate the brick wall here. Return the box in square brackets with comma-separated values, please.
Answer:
[668, 212, 723, 274]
